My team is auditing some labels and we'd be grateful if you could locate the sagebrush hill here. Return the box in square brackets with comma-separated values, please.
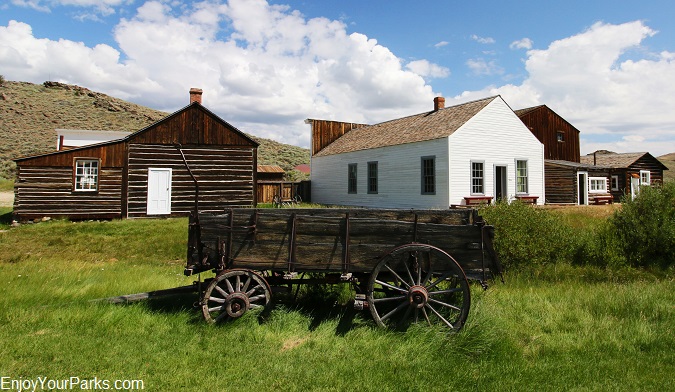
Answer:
[0, 80, 309, 179]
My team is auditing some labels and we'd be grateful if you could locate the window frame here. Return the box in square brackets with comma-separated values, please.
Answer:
[515, 159, 528, 194]
[610, 175, 619, 191]
[347, 163, 358, 194]
[73, 158, 100, 193]
[421, 156, 436, 195]
[470, 161, 485, 195]
[588, 177, 608, 194]
[640, 170, 651, 186]
[556, 130, 565, 142]
[367, 161, 378, 194]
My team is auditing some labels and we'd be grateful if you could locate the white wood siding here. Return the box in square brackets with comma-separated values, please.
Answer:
[447, 98, 545, 205]
[311, 139, 449, 209]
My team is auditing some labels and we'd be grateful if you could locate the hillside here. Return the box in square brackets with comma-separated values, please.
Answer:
[659, 153, 675, 182]
[0, 80, 309, 179]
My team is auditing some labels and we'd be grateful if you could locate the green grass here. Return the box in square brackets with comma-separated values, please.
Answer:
[0, 216, 673, 391]
[0, 178, 13, 191]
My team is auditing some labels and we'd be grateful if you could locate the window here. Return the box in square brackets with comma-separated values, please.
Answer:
[471, 161, 484, 194]
[516, 160, 528, 194]
[421, 156, 436, 195]
[74, 159, 99, 191]
[640, 170, 651, 186]
[557, 131, 565, 142]
[589, 177, 608, 193]
[611, 175, 619, 191]
[348, 164, 357, 194]
[367, 161, 378, 194]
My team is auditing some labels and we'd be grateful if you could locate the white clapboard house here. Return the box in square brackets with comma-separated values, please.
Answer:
[307, 96, 545, 208]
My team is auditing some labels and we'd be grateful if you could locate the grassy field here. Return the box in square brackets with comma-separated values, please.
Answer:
[0, 214, 673, 391]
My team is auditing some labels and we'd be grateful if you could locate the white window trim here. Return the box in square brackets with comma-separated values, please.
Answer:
[640, 170, 651, 186]
[588, 177, 608, 194]
[470, 160, 485, 195]
[611, 175, 619, 191]
[73, 158, 99, 192]
[515, 159, 528, 194]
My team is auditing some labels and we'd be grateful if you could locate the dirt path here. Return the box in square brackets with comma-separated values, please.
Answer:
[0, 191, 14, 207]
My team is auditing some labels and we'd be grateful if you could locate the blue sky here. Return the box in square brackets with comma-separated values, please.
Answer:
[1, 0, 674, 156]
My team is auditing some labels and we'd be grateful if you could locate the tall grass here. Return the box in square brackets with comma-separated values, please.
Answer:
[0, 209, 673, 390]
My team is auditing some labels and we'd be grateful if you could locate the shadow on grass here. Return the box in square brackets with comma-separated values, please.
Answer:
[122, 285, 371, 335]
[0, 210, 13, 226]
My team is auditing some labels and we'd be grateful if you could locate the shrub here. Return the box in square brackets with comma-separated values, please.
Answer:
[606, 182, 675, 269]
[480, 201, 581, 269]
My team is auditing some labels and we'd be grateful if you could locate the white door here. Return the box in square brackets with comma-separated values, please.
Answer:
[630, 175, 640, 200]
[147, 168, 172, 215]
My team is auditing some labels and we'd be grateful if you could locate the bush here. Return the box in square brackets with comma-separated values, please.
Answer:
[606, 182, 675, 269]
[480, 201, 581, 269]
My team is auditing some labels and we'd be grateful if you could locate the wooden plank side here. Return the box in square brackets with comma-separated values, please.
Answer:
[195, 208, 485, 273]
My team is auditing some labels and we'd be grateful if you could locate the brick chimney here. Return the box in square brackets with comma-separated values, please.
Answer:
[433, 96, 445, 111]
[189, 88, 203, 104]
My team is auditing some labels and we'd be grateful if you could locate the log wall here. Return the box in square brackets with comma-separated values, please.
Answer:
[13, 167, 123, 220]
[127, 144, 255, 217]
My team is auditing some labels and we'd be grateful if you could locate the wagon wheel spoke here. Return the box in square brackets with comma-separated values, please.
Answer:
[224, 277, 235, 294]
[425, 303, 456, 330]
[374, 279, 409, 294]
[214, 285, 228, 298]
[428, 297, 462, 312]
[384, 264, 412, 290]
[422, 307, 431, 326]
[373, 295, 406, 303]
[368, 245, 471, 332]
[380, 300, 409, 322]
[202, 269, 272, 324]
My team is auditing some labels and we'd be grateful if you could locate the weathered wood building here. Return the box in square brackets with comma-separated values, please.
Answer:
[515, 105, 581, 162]
[544, 160, 612, 204]
[13, 89, 259, 220]
[580, 151, 668, 202]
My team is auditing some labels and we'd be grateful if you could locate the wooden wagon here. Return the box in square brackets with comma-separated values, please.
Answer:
[185, 207, 501, 332]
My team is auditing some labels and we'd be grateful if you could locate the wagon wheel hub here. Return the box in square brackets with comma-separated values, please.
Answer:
[408, 285, 429, 309]
[225, 292, 250, 318]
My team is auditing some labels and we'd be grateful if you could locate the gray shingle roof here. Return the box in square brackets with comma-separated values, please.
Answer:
[580, 152, 649, 168]
[314, 96, 499, 157]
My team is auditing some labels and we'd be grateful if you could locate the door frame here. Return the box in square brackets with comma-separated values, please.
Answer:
[147, 167, 172, 215]
[494, 165, 507, 202]
[577, 171, 588, 205]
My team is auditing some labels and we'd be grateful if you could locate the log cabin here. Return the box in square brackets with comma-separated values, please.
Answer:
[13, 89, 259, 220]
[580, 151, 668, 202]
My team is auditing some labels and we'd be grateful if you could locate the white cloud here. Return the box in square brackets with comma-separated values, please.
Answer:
[405, 59, 450, 78]
[471, 34, 495, 44]
[453, 21, 675, 156]
[466, 58, 504, 76]
[11, 0, 129, 15]
[434, 41, 449, 48]
[510, 38, 533, 50]
[0, 0, 441, 147]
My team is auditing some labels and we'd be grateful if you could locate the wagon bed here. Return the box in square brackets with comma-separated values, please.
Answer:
[185, 207, 500, 331]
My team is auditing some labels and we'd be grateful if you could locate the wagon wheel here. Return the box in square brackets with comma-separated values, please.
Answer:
[202, 269, 272, 324]
[367, 244, 470, 332]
